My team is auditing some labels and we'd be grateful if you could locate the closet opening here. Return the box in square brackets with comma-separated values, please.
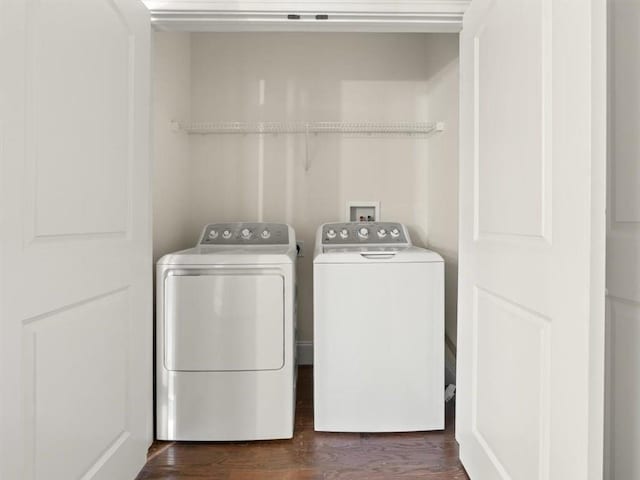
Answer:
[147, 30, 462, 477]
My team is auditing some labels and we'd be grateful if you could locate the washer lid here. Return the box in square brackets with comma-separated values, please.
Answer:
[314, 246, 443, 264]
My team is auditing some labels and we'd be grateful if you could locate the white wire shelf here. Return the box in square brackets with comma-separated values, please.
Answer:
[171, 121, 445, 136]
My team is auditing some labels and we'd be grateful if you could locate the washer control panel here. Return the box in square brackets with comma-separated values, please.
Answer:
[200, 223, 289, 245]
[322, 222, 408, 245]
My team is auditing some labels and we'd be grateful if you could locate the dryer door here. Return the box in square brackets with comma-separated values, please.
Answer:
[164, 273, 284, 371]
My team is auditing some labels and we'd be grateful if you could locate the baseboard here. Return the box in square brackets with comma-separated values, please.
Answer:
[296, 341, 314, 365]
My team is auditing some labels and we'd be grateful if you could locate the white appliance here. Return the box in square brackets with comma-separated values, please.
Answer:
[156, 222, 297, 441]
[313, 222, 444, 432]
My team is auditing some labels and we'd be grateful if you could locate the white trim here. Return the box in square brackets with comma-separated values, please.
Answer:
[296, 341, 314, 365]
[143, 0, 471, 14]
[150, 12, 465, 33]
[143, 1, 470, 32]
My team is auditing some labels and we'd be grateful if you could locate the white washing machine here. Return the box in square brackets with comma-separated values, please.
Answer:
[156, 222, 296, 441]
[313, 222, 444, 432]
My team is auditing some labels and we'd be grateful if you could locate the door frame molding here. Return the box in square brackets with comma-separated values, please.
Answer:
[142, 0, 471, 32]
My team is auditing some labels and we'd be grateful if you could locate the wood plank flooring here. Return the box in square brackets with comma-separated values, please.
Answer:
[136, 367, 469, 479]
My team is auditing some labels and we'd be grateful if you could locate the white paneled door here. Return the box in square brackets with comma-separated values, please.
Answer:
[0, 0, 151, 479]
[457, 0, 606, 479]
[606, 1, 640, 478]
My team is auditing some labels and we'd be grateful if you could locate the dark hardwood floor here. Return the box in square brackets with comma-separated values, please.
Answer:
[136, 367, 469, 479]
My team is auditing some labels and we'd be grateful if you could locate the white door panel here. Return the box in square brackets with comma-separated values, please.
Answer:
[0, 1, 151, 479]
[26, 0, 132, 238]
[605, 1, 640, 478]
[457, 0, 606, 479]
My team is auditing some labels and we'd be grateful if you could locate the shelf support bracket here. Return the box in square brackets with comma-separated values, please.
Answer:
[304, 123, 311, 172]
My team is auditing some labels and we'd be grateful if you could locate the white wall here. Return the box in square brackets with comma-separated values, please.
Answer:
[423, 35, 460, 381]
[152, 32, 459, 375]
[153, 32, 192, 263]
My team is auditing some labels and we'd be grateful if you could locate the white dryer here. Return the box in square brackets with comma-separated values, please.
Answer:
[156, 223, 296, 441]
[313, 222, 444, 432]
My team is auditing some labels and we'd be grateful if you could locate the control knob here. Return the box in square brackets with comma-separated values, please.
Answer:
[358, 227, 369, 239]
[340, 228, 349, 239]
[222, 229, 232, 239]
[261, 229, 271, 239]
[241, 228, 252, 239]
[377, 228, 387, 238]
[208, 230, 219, 239]
[390, 227, 400, 238]
[327, 228, 337, 239]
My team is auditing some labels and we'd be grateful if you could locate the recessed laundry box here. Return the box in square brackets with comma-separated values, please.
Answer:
[156, 223, 296, 441]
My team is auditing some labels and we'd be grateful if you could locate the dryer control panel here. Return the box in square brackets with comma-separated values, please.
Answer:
[321, 222, 409, 245]
[200, 223, 290, 245]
